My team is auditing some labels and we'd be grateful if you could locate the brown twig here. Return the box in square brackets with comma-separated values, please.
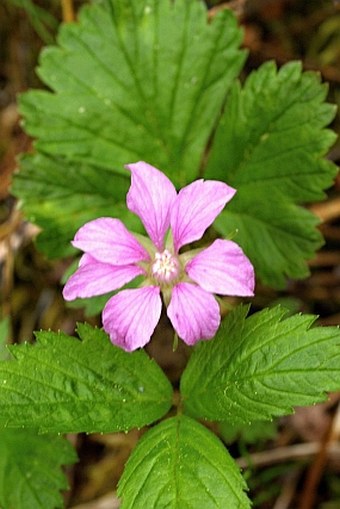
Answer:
[299, 403, 340, 509]
[309, 251, 340, 267]
[0, 209, 22, 318]
[273, 468, 302, 509]
[310, 197, 340, 223]
[236, 441, 340, 469]
[320, 224, 340, 242]
[61, 0, 75, 23]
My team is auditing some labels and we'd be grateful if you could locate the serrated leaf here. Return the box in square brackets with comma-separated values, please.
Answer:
[0, 429, 76, 509]
[12, 153, 141, 258]
[118, 415, 250, 509]
[19, 0, 244, 186]
[0, 323, 173, 433]
[205, 61, 338, 288]
[15, 0, 244, 259]
[181, 305, 340, 424]
[216, 187, 321, 286]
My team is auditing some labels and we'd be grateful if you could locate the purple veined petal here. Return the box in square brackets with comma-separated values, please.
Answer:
[167, 282, 220, 346]
[102, 286, 162, 352]
[126, 162, 177, 251]
[63, 254, 145, 301]
[185, 239, 255, 297]
[171, 180, 236, 252]
[72, 217, 149, 265]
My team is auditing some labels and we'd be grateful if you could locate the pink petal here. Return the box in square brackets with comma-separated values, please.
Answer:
[102, 286, 162, 351]
[167, 282, 220, 346]
[126, 162, 177, 251]
[63, 254, 144, 301]
[186, 239, 255, 297]
[72, 217, 149, 265]
[171, 180, 236, 252]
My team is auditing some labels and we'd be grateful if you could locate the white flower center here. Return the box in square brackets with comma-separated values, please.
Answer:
[152, 249, 179, 283]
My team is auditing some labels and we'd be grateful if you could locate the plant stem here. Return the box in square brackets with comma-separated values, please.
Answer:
[61, 0, 75, 22]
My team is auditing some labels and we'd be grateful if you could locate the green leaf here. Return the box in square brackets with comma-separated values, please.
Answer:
[19, 0, 245, 186]
[118, 415, 250, 509]
[219, 420, 277, 445]
[0, 429, 76, 509]
[0, 323, 173, 433]
[12, 153, 141, 258]
[205, 61, 338, 288]
[15, 0, 244, 259]
[181, 305, 340, 424]
[66, 291, 115, 317]
[216, 187, 321, 287]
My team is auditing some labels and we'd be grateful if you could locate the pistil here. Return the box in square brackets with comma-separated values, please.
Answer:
[152, 249, 179, 283]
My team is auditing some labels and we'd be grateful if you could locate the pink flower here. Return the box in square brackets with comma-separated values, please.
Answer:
[63, 162, 255, 351]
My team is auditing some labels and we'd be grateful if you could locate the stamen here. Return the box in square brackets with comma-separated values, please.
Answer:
[152, 249, 179, 283]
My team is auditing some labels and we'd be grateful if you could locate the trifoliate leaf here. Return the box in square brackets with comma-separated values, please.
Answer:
[205, 61, 338, 288]
[0, 324, 172, 433]
[118, 415, 250, 509]
[0, 430, 76, 509]
[181, 305, 340, 424]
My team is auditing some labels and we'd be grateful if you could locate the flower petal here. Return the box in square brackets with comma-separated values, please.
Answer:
[185, 239, 255, 296]
[63, 254, 144, 301]
[167, 282, 220, 346]
[126, 161, 177, 251]
[171, 180, 236, 251]
[102, 286, 162, 351]
[72, 217, 149, 265]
